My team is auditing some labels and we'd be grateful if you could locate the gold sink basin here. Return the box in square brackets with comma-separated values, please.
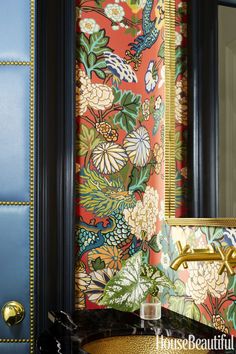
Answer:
[82, 335, 209, 354]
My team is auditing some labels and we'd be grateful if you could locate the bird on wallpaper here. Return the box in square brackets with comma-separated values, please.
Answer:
[128, 0, 164, 58]
[76, 167, 140, 257]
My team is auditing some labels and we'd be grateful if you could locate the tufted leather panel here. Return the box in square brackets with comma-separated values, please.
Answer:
[0, 0, 35, 352]
[0, 0, 30, 62]
[0, 66, 30, 201]
[0, 206, 30, 339]
[0, 343, 29, 354]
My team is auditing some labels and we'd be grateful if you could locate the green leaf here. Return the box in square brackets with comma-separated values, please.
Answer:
[78, 49, 88, 70]
[93, 68, 106, 79]
[228, 275, 236, 291]
[78, 125, 102, 156]
[148, 235, 161, 253]
[227, 302, 236, 328]
[153, 103, 165, 135]
[88, 52, 96, 66]
[91, 257, 106, 271]
[112, 87, 123, 104]
[201, 313, 209, 326]
[89, 30, 111, 55]
[184, 301, 201, 321]
[200, 227, 224, 245]
[141, 264, 175, 290]
[175, 131, 186, 161]
[78, 33, 90, 53]
[113, 90, 141, 132]
[174, 279, 186, 296]
[168, 295, 200, 321]
[168, 295, 185, 314]
[78, 30, 112, 79]
[158, 42, 165, 59]
[128, 165, 151, 192]
[99, 252, 153, 312]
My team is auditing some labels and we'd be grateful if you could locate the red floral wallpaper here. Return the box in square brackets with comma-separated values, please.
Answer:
[75, 0, 165, 310]
[75, 0, 236, 336]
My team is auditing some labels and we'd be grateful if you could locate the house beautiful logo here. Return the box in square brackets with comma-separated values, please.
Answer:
[157, 334, 235, 351]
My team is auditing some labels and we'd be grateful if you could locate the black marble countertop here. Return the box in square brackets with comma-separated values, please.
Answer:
[37, 308, 236, 354]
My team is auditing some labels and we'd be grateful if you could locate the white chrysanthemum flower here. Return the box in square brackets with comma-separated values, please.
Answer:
[76, 70, 114, 115]
[92, 142, 128, 174]
[124, 127, 150, 167]
[89, 83, 114, 111]
[105, 4, 125, 22]
[186, 262, 228, 304]
[79, 18, 100, 34]
[123, 186, 159, 240]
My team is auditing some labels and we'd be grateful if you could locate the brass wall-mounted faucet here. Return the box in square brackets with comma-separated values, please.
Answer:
[170, 242, 236, 276]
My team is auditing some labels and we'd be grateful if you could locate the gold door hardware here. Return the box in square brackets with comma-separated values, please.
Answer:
[1, 301, 25, 327]
[171, 242, 236, 276]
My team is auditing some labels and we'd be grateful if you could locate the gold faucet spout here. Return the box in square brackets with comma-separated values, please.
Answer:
[170, 251, 222, 271]
[170, 243, 236, 275]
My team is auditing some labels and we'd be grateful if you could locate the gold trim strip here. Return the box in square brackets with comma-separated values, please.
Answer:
[0, 202, 31, 206]
[167, 218, 236, 227]
[165, 0, 176, 218]
[0, 61, 31, 66]
[164, 1, 236, 228]
[0, 339, 31, 343]
[29, 0, 35, 352]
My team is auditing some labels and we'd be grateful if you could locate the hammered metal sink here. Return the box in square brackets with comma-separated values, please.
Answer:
[82, 335, 209, 354]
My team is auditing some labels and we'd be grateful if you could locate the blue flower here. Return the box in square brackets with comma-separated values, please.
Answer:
[145, 61, 158, 93]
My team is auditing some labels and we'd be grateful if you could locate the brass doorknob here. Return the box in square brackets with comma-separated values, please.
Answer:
[1, 301, 25, 326]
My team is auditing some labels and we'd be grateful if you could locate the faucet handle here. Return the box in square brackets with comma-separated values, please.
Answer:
[176, 241, 190, 269]
[218, 247, 235, 276]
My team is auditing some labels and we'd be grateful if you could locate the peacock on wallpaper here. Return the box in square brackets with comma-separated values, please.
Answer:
[75, 0, 236, 336]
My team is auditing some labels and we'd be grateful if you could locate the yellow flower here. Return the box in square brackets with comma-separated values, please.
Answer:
[153, 143, 164, 175]
[88, 246, 122, 270]
[75, 289, 86, 310]
[212, 314, 229, 334]
[176, 75, 188, 126]
[75, 261, 91, 292]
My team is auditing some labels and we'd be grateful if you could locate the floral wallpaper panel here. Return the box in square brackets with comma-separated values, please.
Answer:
[75, 0, 165, 310]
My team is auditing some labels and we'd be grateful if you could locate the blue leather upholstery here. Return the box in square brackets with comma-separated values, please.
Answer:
[0, 66, 30, 201]
[0, 343, 29, 354]
[0, 0, 35, 352]
[0, 0, 30, 62]
[0, 206, 30, 339]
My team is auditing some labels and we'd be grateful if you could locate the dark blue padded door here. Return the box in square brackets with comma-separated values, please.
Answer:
[0, 1, 36, 353]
